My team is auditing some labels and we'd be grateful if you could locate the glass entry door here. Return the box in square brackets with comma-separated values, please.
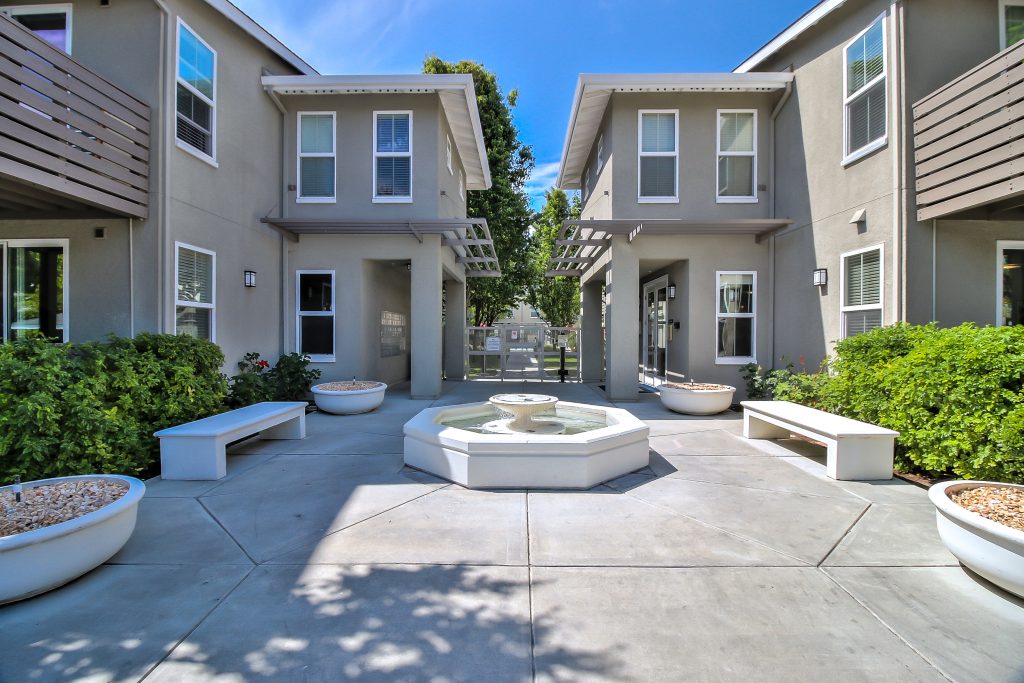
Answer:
[641, 276, 669, 386]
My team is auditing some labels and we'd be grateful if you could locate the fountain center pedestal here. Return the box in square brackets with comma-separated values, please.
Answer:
[484, 393, 564, 434]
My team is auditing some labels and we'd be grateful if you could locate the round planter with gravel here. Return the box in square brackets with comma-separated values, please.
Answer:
[311, 381, 388, 415]
[928, 480, 1024, 599]
[659, 383, 736, 415]
[0, 474, 145, 605]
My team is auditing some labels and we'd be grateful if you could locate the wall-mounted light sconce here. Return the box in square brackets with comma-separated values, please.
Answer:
[667, 285, 676, 300]
[244, 270, 257, 288]
[812, 268, 828, 287]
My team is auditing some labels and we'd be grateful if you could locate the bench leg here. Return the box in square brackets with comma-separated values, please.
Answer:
[260, 412, 305, 440]
[160, 437, 227, 480]
[743, 412, 792, 440]
[827, 436, 895, 481]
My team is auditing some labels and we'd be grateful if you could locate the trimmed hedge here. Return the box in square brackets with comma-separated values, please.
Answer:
[0, 334, 227, 481]
[747, 324, 1024, 483]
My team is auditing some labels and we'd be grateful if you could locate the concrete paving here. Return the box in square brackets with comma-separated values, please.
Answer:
[1, 381, 1022, 682]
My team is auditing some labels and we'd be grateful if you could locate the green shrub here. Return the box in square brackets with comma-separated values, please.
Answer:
[0, 334, 227, 482]
[227, 352, 273, 408]
[267, 352, 320, 401]
[227, 351, 320, 407]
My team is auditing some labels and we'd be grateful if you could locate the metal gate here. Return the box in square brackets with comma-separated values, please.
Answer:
[466, 325, 580, 381]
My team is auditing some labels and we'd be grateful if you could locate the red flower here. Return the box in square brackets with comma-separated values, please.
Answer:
[259, 360, 269, 369]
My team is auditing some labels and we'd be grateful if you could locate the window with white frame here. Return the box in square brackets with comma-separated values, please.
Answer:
[446, 135, 453, 175]
[297, 112, 335, 201]
[997, 241, 1024, 326]
[1001, 1, 1024, 48]
[2, 5, 71, 52]
[844, 15, 886, 161]
[4, 239, 68, 341]
[716, 271, 756, 363]
[296, 271, 335, 360]
[175, 243, 215, 341]
[176, 20, 216, 161]
[374, 111, 412, 201]
[596, 133, 604, 174]
[459, 170, 465, 200]
[638, 110, 678, 201]
[841, 245, 883, 337]
[717, 110, 757, 201]
[583, 165, 590, 201]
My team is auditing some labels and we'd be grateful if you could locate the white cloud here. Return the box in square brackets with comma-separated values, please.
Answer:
[525, 160, 560, 207]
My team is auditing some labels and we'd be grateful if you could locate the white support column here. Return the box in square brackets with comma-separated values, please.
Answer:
[604, 236, 640, 401]
[581, 279, 604, 382]
[444, 277, 466, 381]
[411, 237, 444, 399]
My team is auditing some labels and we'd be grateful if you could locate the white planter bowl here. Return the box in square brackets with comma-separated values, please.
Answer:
[312, 382, 388, 415]
[659, 384, 736, 415]
[929, 480, 1024, 598]
[0, 474, 145, 605]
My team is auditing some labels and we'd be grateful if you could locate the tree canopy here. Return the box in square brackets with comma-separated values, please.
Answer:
[528, 189, 581, 327]
[423, 56, 535, 326]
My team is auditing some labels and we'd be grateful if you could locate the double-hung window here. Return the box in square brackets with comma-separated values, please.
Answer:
[446, 135, 453, 175]
[3, 239, 68, 341]
[717, 110, 757, 202]
[374, 111, 412, 201]
[596, 134, 604, 174]
[176, 20, 216, 162]
[843, 15, 886, 163]
[175, 243, 215, 341]
[2, 5, 71, 52]
[297, 112, 335, 202]
[841, 245, 883, 337]
[296, 271, 335, 361]
[716, 271, 756, 364]
[638, 110, 678, 202]
[1001, 1, 1024, 48]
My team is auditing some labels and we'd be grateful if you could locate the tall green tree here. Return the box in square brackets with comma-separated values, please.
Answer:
[529, 189, 581, 327]
[423, 56, 535, 326]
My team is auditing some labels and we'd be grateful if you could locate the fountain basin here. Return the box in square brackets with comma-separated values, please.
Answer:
[403, 400, 650, 489]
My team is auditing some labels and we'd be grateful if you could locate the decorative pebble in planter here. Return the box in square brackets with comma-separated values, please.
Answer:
[0, 474, 145, 604]
[311, 381, 388, 415]
[659, 382, 736, 415]
[929, 480, 1024, 599]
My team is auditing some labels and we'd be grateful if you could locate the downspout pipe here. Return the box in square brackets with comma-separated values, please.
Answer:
[261, 79, 289, 355]
[151, 0, 172, 334]
[768, 78, 792, 369]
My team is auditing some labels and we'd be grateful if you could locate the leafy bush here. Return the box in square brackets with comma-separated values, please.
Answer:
[227, 351, 319, 407]
[267, 352, 320, 401]
[0, 334, 227, 482]
[227, 352, 272, 408]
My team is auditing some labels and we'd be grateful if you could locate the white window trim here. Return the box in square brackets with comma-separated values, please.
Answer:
[175, 18, 218, 167]
[583, 165, 590, 201]
[296, 270, 336, 362]
[637, 109, 679, 203]
[596, 133, 604, 174]
[1, 4, 72, 53]
[174, 241, 216, 343]
[446, 135, 453, 175]
[716, 109, 758, 204]
[373, 110, 413, 203]
[296, 111, 336, 203]
[715, 270, 756, 365]
[1, 238, 70, 342]
[1000, 0, 1024, 49]
[840, 243, 884, 339]
[996, 240, 1024, 325]
[459, 170, 465, 200]
[841, 12, 887, 166]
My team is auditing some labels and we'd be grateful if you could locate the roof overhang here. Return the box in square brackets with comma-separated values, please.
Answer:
[557, 73, 794, 189]
[206, 0, 316, 75]
[733, 0, 846, 73]
[260, 74, 492, 190]
[545, 218, 794, 277]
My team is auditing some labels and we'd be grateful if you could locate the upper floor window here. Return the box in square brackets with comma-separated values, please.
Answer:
[843, 15, 886, 163]
[446, 135, 453, 175]
[374, 111, 412, 202]
[2, 5, 71, 52]
[717, 110, 757, 202]
[176, 20, 216, 163]
[175, 242, 215, 342]
[638, 110, 678, 202]
[297, 112, 335, 202]
[841, 245, 883, 338]
[583, 165, 590, 201]
[596, 134, 604, 174]
[459, 170, 465, 200]
[1001, 1, 1024, 48]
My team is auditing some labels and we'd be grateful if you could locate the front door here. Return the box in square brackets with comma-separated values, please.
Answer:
[641, 276, 669, 386]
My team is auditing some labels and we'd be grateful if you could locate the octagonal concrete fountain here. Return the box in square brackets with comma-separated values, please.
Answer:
[403, 393, 650, 489]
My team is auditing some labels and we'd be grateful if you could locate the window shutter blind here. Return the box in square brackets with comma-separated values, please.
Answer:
[300, 115, 333, 154]
[844, 309, 882, 336]
[641, 113, 675, 153]
[848, 81, 886, 153]
[844, 249, 881, 307]
[300, 158, 334, 197]
[847, 21, 883, 96]
[640, 157, 674, 197]
[720, 112, 753, 152]
[177, 248, 213, 304]
[376, 157, 411, 196]
[377, 114, 410, 153]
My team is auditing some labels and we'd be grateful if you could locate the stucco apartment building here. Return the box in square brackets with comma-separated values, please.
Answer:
[552, 0, 1024, 400]
[0, 0, 497, 398]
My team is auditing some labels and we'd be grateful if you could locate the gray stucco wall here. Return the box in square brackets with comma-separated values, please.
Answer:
[362, 260, 411, 386]
[438, 107, 468, 218]
[934, 220, 1024, 327]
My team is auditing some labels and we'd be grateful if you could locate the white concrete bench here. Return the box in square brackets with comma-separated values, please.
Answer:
[156, 402, 307, 480]
[741, 400, 898, 481]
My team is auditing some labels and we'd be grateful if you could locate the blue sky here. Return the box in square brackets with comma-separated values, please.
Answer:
[234, 0, 817, 209]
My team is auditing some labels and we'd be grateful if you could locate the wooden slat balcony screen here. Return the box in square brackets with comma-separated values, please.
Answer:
[913, 40, 1024, 221]
[0, 13, 149, 218]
